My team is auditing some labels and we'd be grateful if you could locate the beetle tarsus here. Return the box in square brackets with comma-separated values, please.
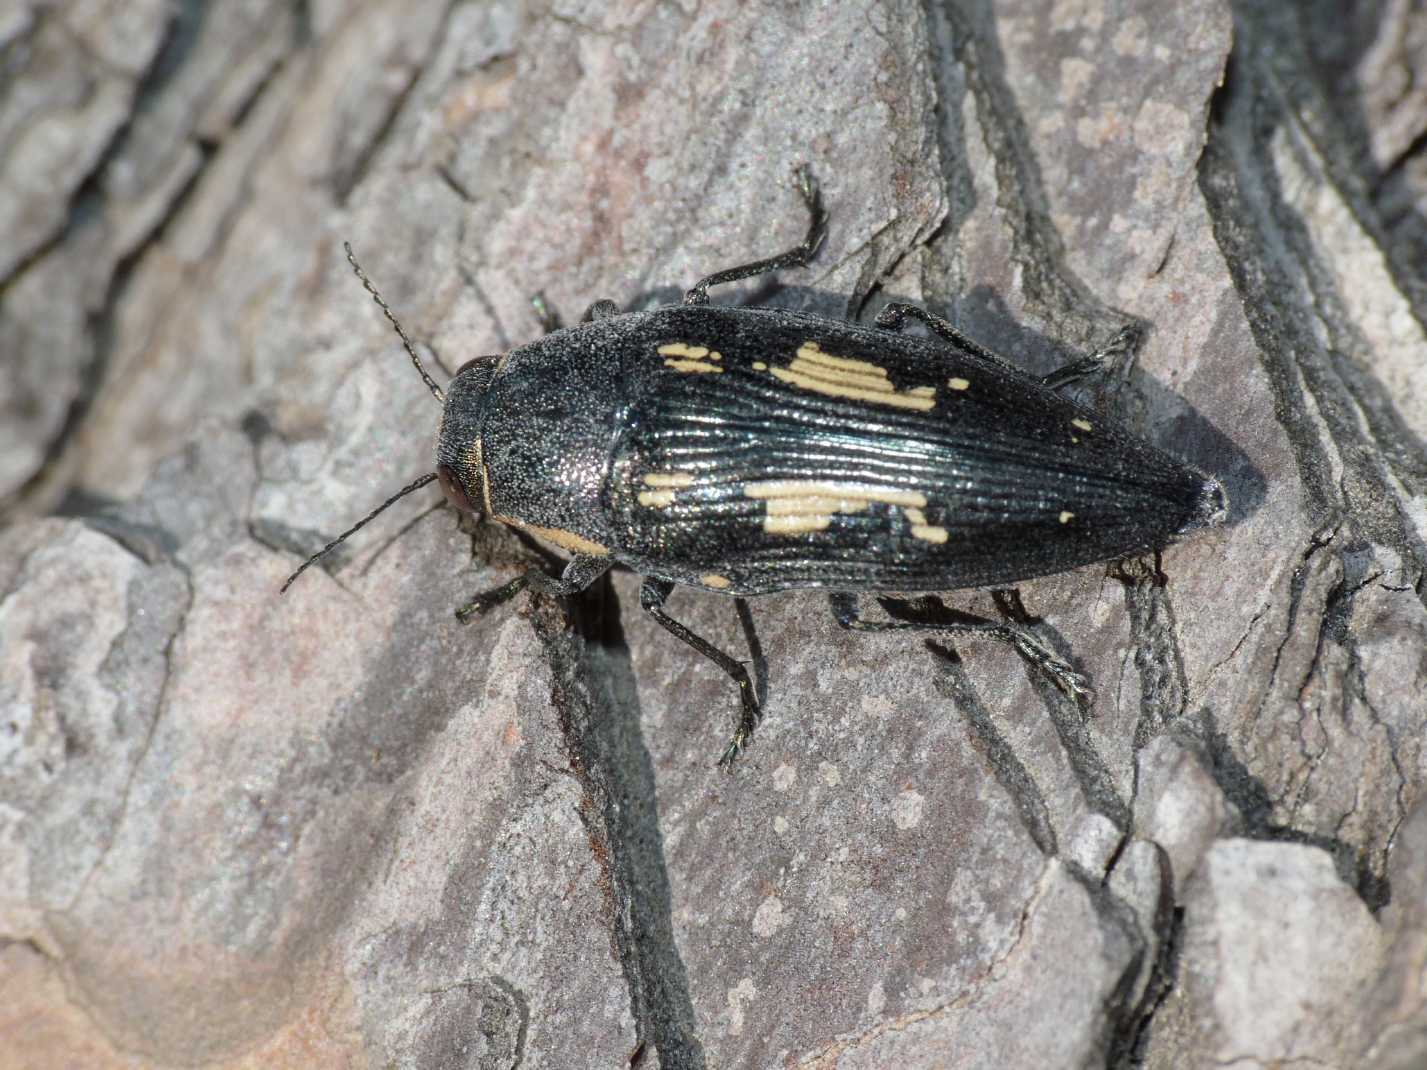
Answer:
[1003, 628, 1094, 706]
[682, 163, 828, 305]
[455, 574, 530, 623]
[831, 592, 1094, 708]
[1040, 322, 1146, 393]
[640, 578, 764, 763]
[715, 684, 763, 769]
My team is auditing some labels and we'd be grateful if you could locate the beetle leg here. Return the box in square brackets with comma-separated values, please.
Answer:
[639, 578, 761, 768]
[583, 299, 620, 322]
[873, 303, 1021, 374]
[455, 573, 529, 622]
[531, 296, 620, 334]
[523, 554, 613, 596]
[529, 292, 561, 334]
[829, 592, 1093, 703]
[1038, 322, 1144, 392]
[455, 554, 611, 622]
[682, 164, 828, 306]
[875, 304, 1146, 401]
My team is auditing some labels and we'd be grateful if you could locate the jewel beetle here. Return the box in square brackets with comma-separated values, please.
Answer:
[282, 166, 1226, 766]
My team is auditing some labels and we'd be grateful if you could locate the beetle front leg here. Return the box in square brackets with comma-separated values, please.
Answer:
[639, 578, 761, 768]
[873, 303, 1022, 374]
[455, 554, 611, 622]
[829, 592, 1092, 703]
[682, 164, 828, 306]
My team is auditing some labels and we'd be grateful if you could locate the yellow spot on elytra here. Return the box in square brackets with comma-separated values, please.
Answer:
[1059, 511, 1075, 524]
[638, 471, 694, 508]
[658, 342, 720, 360]
[1071, 418, 1093, 432]
[664, 359, 722, 373]
[769, 341, 936, 411]
[948, 377, 970, 391]
[643, 472, 695, 488]
[752, 361, 768, 370]
[659, 342, 723, 373]
[496, 516, 610, 555]
[903, 506, 947, 543]
[701, 573, 732, 589]
[745, 480, 928, 535]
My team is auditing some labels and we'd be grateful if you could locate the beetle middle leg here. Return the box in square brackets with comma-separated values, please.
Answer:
[829, 592, 1092, 702]
[639, 578, 761, 768]
[876, 302, 1144, 394]
[530, 294, 620, 335]
[455, 554, 611, 622]
[682, 164, 828, 306]
[874, 302, 1022, 375]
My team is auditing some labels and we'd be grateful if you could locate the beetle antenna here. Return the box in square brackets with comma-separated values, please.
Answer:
[279, 471, 439, 593]
[345, 241, 446, 404]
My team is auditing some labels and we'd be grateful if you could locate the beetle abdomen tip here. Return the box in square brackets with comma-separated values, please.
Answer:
[1191, 476, 1229, 530]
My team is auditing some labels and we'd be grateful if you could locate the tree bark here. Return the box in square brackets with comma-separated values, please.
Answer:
[2, 1, 1425, 1067]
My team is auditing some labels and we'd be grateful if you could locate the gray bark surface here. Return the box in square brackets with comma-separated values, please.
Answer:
[2, 2, 1425, 1068]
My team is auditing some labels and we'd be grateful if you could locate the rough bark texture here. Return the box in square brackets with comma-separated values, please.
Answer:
[2, 1, 1425, 1068]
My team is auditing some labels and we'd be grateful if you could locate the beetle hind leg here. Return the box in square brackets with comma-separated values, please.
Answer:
[455, 555, 612, 622]
[876, 302, 1145, 397]
[682, 164, 828, 306]
[1038, 322, 1145, 391]
[639, 578, 761, 768]
[830, 592, 1093, 704]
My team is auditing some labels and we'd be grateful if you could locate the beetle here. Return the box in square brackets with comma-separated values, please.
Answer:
[282, 166, 1226, 766]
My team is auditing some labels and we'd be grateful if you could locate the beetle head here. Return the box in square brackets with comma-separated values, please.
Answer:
[280, 246, 494, 594]
[435, 355, 500, 516]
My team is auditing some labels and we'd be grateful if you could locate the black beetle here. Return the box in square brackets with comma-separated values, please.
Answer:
[283, 166, 1225, 765]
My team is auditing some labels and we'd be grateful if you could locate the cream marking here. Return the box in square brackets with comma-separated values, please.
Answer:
[761, 515, 832, 534]
[1071, 418, 1093, 432]
[664, 358, 723, 373]
[768, 341, 936, 411]
[659, 341, 723, 374]
[658, 342, 719, 359]
[496, 516, 611, 555]
[637, 470, 695, 509]
[1059, 511, 1075, 524]
[745, 480, 928, 535]
[468, 439, 496, 514]
[752, 361, 768, 370]
[903, 507, 948, 544]
[948, 376, 970, 391]
[701, 573, 732, 589]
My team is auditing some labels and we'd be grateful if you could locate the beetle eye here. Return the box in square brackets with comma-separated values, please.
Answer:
[455, 355, 500, 377]
[436, 463, 479, 514]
